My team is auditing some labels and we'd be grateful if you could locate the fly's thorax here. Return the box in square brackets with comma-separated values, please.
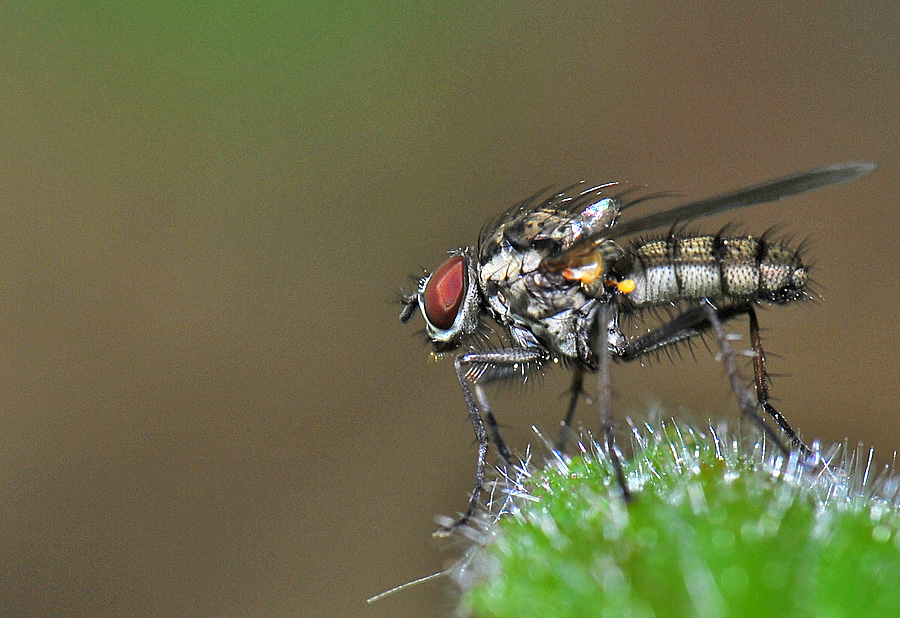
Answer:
[479, 188, 622, 257]
[478, 235, 564, 319]
[477, 240, 604, 361]
[481, 239, 606, 317]
[620, 235, 808, 307]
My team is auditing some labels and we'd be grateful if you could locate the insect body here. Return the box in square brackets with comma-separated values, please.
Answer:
[622, 235, 807, 307]
[400, 163, 875, 534]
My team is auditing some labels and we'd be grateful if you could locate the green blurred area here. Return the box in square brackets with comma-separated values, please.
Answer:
[466, 426, 900, 618]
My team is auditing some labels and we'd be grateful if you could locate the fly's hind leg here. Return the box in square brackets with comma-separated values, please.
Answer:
[620, 303, 792, 456]
[747, 306, 812, 456]
[700, 301, 792, 455]
[555, 366, 585, 453]
[435, 346, 548, 536]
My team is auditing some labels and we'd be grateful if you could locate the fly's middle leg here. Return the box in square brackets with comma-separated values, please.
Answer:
[596, 303, 631, 500]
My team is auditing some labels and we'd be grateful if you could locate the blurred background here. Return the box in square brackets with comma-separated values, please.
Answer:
[0, 2, 897, 617]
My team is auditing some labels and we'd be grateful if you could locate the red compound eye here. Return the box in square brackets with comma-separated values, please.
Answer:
[423, 256, 466, 330]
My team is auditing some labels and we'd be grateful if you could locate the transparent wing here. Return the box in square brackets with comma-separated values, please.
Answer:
[538, 161, 875, 280]
[607, 162, 876, 239]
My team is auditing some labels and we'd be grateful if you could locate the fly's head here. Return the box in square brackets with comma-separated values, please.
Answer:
[399, 249, 482, 353]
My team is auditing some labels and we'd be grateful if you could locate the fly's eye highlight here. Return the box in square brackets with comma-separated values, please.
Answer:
[423, 256, 466, 330]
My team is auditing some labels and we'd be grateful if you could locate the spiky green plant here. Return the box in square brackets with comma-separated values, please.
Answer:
[448, 422, 900, 618]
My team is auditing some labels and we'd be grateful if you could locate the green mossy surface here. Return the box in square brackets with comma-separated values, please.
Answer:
[459, 424, 900, 618]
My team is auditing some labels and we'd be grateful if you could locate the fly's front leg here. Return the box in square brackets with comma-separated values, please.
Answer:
[747, 306, 811, 456]
[435, 346, 548, 536]
[474, 384, 512, 467]
[434, 354, 488, 537]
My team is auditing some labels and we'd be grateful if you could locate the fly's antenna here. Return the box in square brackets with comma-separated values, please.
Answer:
[399, 291, 419, 323]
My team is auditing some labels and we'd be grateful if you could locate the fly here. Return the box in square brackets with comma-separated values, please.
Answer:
[399, 162, 876, 535]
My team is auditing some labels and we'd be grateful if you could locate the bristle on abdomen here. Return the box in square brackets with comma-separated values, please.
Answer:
[623, 235, 807, 307]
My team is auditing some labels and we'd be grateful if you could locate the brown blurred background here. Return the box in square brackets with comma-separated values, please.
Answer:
[0, 3, 897, 617]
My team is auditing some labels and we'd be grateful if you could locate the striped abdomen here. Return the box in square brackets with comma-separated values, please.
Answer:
[623, 235, 807, 307]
